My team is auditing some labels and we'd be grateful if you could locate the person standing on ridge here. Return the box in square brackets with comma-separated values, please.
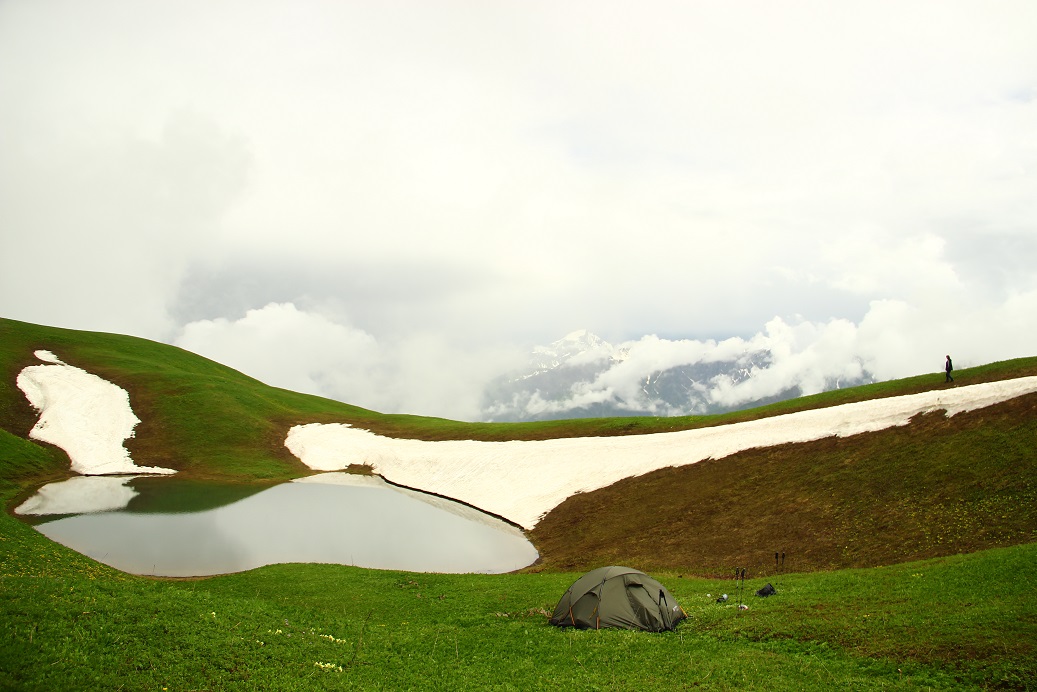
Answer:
[945, 355, 954, 383]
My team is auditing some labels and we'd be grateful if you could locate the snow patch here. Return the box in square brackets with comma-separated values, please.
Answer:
[16, 351, 176, 475]
[286, 377, 1037, 529]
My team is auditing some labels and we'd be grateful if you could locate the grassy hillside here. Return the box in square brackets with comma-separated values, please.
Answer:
[3, 316, 1037, 572]
[3, 316, 1037, 689]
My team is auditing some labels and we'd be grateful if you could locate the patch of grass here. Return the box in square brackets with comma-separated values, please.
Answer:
[4, 479, 1031, 690]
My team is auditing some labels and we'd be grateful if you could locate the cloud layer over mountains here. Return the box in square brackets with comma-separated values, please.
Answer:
[177, 303, 1026, 422]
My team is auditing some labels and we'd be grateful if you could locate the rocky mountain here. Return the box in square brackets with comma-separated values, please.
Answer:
[480, 330, 870, 422]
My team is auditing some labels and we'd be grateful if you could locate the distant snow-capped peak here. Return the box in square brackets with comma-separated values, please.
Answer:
[482, 329, 875, 422]
[529, 330, 620, 372]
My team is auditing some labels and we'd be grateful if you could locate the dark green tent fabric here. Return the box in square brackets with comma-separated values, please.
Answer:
[549, 566, 687, 631]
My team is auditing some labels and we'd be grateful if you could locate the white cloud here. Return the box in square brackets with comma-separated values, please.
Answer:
[706, 318, 865, 408]
[0, 109, 250, 339]
[176, 302, 381, 398]
[504, 287, 1037, 418]
[175, 303, 522, 420]
[1, 1, 1035, 418]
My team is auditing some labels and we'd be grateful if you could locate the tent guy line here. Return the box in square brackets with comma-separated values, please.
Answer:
[16, 349, 1037, 529]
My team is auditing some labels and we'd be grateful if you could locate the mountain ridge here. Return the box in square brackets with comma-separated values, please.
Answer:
[482, 329, 873, 421]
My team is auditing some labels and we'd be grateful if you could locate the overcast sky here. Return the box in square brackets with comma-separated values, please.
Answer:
[3, 1, 1035, 420]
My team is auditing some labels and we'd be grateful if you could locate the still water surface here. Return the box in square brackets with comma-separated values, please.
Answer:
[16, 473, 537, 576]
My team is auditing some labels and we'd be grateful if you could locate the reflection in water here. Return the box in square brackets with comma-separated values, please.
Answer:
[23, 474, 538, 576]
[15, 475, 140, 516]
[15, 475, 269, 520]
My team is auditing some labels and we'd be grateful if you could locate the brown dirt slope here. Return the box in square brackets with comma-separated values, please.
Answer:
[528, 392, 1037, 577]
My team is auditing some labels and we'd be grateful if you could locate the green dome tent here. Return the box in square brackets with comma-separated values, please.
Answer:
[549, 566, 687, 631]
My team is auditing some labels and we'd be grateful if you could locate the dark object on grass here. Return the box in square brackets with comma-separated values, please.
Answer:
[756, 583, 776, 597]
[549, 566, 687, 631]
[716, 594, 728, 603]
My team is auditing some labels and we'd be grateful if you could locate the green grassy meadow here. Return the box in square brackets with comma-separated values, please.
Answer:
[2, 316, 1036, 690]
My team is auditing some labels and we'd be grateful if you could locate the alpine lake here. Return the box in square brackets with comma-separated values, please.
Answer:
[14, 473, 538, 577]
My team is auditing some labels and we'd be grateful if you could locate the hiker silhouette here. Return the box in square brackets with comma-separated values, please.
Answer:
[945, 355, 954, 383]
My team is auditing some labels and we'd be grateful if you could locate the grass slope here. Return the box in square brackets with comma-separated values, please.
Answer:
[2, 316, 1037, 689]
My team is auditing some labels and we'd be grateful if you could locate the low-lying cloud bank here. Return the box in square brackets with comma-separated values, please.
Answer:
[174, 289, 1037, 421]
[174, 302, 521, 420]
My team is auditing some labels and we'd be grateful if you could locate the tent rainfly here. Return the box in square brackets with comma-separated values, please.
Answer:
[549, 566, 687, 632]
